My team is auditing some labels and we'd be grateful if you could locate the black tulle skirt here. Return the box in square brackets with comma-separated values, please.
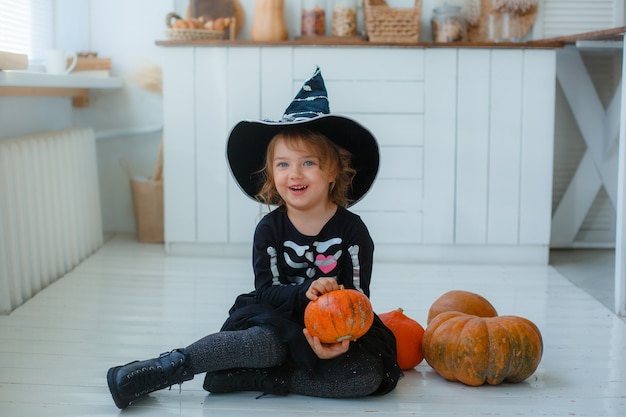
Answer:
[220, 292, 402, 395]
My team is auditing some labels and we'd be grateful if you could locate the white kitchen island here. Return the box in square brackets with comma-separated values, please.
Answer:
[158, 40, 559, 264]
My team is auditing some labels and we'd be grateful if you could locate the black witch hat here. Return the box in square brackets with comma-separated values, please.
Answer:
[226, 67, 379, 206]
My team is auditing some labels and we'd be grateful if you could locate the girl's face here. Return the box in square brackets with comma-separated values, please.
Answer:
[272, 138, 335, 213]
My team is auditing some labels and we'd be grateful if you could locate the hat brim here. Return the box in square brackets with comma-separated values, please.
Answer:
[226, 114, 379, 207]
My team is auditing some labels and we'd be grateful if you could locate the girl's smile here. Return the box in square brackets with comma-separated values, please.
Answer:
[289, 184, 307, 195]
[272, 139, 335, 214]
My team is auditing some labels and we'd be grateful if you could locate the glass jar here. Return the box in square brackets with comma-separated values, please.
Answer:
[431, 4, 466, 43]
[332, 0, 357, 37]
[488, 12, 522, 42]
[301, 0, 327, 36]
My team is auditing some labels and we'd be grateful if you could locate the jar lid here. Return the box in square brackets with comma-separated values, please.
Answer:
[433, 4, 462, 14]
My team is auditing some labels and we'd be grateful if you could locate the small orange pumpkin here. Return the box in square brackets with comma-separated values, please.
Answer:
[427, 290, 498, 324]
[304, 288, 374, 343]
[422, 311, 543, 386]
[379, 308, 425, 370]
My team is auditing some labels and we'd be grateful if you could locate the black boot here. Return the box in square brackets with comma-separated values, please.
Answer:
[203, 367, 290, 397]
[107, 349, 194, 409]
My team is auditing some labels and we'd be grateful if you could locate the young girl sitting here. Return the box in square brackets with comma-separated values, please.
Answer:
[106, 67, 401, 409]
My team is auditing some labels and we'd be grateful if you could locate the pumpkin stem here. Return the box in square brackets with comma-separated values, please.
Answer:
[397, 308, 404, 314]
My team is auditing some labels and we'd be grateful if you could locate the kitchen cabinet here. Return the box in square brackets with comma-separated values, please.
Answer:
[160, 44, 556, 264]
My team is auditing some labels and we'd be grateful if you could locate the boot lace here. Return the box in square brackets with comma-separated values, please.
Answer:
[127, 352, 189, 397]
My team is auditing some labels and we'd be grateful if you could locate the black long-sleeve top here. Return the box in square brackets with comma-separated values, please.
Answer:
[221, 205, 400, 395]
[253, 205, 374, 321]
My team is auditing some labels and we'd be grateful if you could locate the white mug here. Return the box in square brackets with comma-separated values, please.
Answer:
[45, 50, 77, 75]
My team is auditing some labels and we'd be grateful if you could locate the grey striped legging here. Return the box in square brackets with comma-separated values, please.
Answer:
[185, 326, 384, 398]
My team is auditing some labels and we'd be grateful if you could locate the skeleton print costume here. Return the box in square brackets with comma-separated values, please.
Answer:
[254, 205, 372, 306]
[217, 205, 401, 395]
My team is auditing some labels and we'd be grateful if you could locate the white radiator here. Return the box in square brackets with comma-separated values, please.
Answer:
[0, 128, 103, 314]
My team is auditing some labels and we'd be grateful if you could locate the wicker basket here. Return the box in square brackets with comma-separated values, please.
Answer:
[364, 0, 422, 43]
[164, 28, 226, 41]
[164, 12, 233, 41]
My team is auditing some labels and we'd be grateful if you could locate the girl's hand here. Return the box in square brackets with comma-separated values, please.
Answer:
[303, 328, 350, 359]
[306, 277, 340, 301]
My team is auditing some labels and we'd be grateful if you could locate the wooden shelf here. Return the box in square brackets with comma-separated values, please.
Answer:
[0, 71, 123, 107]
[155, 38, 564, 49]
[527, 26, 626, 45]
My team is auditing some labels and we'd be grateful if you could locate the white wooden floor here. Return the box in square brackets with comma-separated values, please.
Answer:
[1, 234, 625, 417]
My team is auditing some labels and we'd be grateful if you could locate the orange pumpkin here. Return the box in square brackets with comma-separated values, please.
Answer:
[422, 311, 543, 386]
[304, 288, 374, 343]
[379, 308, 425, 370]
[427, 290, 498, 324]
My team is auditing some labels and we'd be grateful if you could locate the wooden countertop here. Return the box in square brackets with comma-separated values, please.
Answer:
[526, 26, 626, 46]
[156, 36, 563, 49]
[157, 27, 626, 49]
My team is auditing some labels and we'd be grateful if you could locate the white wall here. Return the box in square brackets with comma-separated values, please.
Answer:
[56, 0, 432, 235]
[0, 0, 178, 234]
[60, 0, 175, 234]
[1, 0, 622, 238]
[0, 0, 526, 236]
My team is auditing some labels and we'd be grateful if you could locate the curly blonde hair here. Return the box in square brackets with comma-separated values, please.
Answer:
[255, 127, 356, 208]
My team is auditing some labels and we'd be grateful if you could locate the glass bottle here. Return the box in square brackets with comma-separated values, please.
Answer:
[431, 3, 466, 43]
[301, 0, 327, 36]
[332, 0, 357, 37]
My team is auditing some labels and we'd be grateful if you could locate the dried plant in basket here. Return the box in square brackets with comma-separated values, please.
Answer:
[493, 0, 538, 13]
[446, 0, 537, 28]
[466, 0, 538, 42]
[132, 63, 164, 181]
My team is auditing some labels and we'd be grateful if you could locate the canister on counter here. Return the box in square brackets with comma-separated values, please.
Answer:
[332, 0, 357, 37]
[431, 3, 466, 43]
[301, 0, 327, 36]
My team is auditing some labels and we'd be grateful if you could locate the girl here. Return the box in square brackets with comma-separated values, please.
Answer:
[107, 68, 400, 409]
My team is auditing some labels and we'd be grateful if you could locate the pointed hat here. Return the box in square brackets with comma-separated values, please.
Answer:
[226, 67, 379, 206]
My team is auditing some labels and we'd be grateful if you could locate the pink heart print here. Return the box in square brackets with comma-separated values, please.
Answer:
[316, 254, 337, 274]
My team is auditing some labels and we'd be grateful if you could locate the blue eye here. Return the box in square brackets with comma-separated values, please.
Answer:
[303, 160, 314, 166]
[277, 162, 288, 168]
